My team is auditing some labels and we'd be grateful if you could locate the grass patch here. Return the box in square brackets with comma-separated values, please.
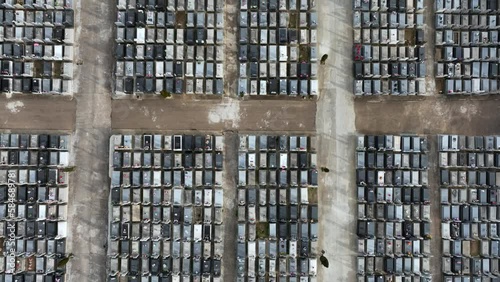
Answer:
[435, 78, 444, 94]
[53, 61, 62, 78]
[435, 47, 443, 61]
[308, 187, 318, 204]
[404, 28, 415, 45]
[62, 166, 76, 172]
[176, 11, 186, 28]
[288, 12, 297, 29]
[299, 45, 309, 62]
[470, 240, 480, 257]
[33, 61, 43, 77]
[194, 207, 203, 222]
[160, 90, 172, 98]
[256, 222, 268, 239]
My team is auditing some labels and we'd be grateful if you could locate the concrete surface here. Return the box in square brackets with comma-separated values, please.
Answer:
[315, 0, 357, 281]
[221, 131, 238, 281]
[423, 2, 437, 96]
[223, 0, 239, 98]
[64, 0, 113, 280]
[427, 135, 441, 281]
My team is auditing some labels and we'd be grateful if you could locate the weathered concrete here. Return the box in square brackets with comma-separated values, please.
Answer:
[316, 0, 357, 280]
[65, 0, 113, 280]
[221, 131, 238, 281]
